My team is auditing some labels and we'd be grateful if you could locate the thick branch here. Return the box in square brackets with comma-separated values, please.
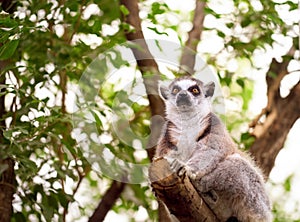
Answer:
[0, 0, 16, 13]
[90, 1, 166, 221]
[149, 158, 217, 222]
[250, 58, 290, 137]
[120, 1, 217, 221]
[250, 47, 296, 133]
[180, 0, 206, 74]
[250, 81, 300, 176]
[0, 158, 15, 222]
[120, 1, 170, 221]
[265, 52, 293, 111]
[120, 0, 165, 159]
[250, 52, 300, 176]
[89, 181, 126, 222]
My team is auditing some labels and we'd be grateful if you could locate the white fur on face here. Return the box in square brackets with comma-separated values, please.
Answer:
[175, 79, 197, 90]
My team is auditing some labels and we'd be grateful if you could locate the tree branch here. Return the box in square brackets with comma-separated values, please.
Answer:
[120, 0, 165, 159]
[249, 49, 300, 176]
[121, 0, 215, 222]
[149, 158, 218, 222]
[89, 180, 126, 222]
[89, 1, 167, 220]
[119, 1, 173, 221]
[180, 0, 206, 75]
[0, 158, 15, 222]
[250, 57, 290, 137]
[265, 47, 295, 112]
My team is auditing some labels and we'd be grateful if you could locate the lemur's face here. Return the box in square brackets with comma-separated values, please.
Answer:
[170, 79, 202, 109]
[159, 77, 215, 112]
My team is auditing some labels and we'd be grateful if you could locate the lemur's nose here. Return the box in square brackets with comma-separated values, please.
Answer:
[178, 91, 188, 97]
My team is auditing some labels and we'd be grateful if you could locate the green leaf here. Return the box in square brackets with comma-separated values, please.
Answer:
[41, 194, 54, 222]
[151, 2, 169, 15]
[0, 31, 10, 43]
[48, 192, 59, 210]
[3, 129, 12, 140]
[226, 22, 234, 28]
[120, 5, 129, 16]
[57, 190, 71, 208]
[221, 76, 232, 86]
[236, 78, 245, 89]
[11, 212, 26, 222]
[90, 109, 103, 132]
[0, 16, 18, 28]
[147, 27, 168, 36]
[241, 17, 251, 28]
[241, 80, 253, 110]
[0, 39, 19, 60]
[217, 31, 225, 38]
[283, 175, 293, 192]
[240, 132, 255, 149]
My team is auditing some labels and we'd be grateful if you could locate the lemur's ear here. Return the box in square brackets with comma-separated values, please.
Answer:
[159, 84, 169, 100]
[204, 81, 215, 98]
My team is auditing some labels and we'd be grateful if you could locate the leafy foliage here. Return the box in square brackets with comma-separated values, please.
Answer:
[0, 0, 299, 221]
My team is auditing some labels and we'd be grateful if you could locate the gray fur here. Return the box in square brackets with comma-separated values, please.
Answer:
[155, 76, 272, 222]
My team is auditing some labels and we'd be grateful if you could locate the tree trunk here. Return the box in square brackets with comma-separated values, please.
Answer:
[0, 158, 15, 222]
[0, 2, 17, 220]
[92, 0, 300, 221]
[0, 61, 15, 222]
[250, 80, 300, 176]
[249, 52, 300, 176]
[121, 0, 225, 221]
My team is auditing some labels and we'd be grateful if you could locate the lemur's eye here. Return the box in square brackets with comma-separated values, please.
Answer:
[189, 86, 200, 95]
[172, 88, 179, 94]
[192, 88, 199, 94]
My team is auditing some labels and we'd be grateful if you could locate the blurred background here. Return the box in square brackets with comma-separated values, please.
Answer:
[0, 0, 299, 221]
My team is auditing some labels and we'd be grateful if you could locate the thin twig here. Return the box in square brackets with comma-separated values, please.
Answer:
[180, 0, 206, 75]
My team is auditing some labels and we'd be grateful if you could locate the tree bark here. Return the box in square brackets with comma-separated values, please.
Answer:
[0, 158, 15, 222]
[0, 2, 17, 220]
[250, 80, 300, 176]
[120, 1, 218, 221]
[120, 0, 165, 160]
[89, 0, 167, 221]
[89, 181, 126, 222]
[119, 1, 175, 221]
[249, 48, 300, 176]
[0, 62, 15, 222]
[149, 158, 218, 222]
[93, 0, 300, 221]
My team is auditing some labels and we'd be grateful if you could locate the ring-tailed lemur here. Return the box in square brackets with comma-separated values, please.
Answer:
[155, 76, 272, 222]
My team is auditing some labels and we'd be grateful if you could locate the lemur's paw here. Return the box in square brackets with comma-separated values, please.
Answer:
[190, 170, 206, 179]
[165, 157, 187, 177]
[186, 171, 197, 180]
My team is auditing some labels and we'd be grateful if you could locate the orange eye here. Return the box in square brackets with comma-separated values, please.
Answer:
[192, 88, 199, 94]
[172, 88, 179, 94]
